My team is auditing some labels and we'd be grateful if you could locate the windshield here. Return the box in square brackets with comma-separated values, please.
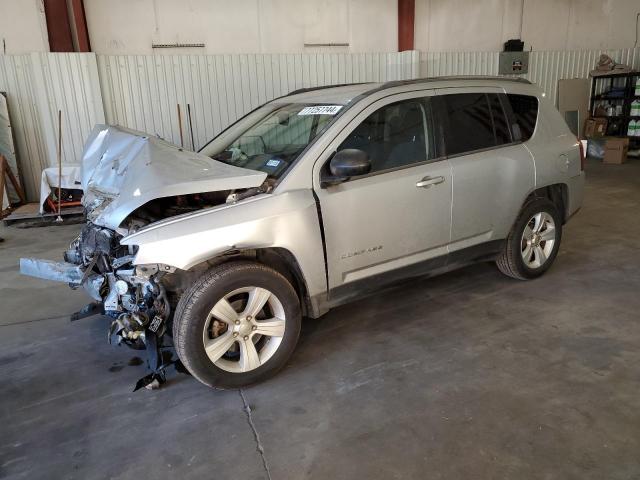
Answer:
[199, 103, 342, 179]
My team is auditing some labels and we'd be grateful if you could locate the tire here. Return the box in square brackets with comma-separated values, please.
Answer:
[496, 198, 563, 280]
[173, 261, 301, 389]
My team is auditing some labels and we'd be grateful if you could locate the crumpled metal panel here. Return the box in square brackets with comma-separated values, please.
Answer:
[84, 274, 105, 301]
[80, 124, 267, 230]
[20, 258, 84, 284]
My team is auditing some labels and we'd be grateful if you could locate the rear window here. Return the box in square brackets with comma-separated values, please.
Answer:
[506, 94, 538, 141]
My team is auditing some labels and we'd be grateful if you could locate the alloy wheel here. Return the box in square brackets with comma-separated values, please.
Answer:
[520, 212, 556, 269]
[202, 286, 286, 373]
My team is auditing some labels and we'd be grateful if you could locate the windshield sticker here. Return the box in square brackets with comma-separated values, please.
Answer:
[298, 105, 343, 116]
[265, 159, 281, 167]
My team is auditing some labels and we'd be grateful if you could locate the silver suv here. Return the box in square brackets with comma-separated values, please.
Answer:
[22, 77, 585, 389]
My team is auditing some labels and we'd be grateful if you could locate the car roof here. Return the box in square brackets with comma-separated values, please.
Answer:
[281, 83, 382, 104]
[279, 76, 533, 105]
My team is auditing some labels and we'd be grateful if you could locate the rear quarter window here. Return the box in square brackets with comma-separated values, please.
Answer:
[438, 93, 514, 156]
[507, 94, 539, 142]
[439, 93, 496, 156]
[487, 94, 512, 145]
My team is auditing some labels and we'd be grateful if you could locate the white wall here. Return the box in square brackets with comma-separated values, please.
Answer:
[84, 0, 640, 54]
[415, 0, 640, 52]
[3, 0, 638, 55]
[0, 0, 49, 53]
[83, 0, 397, 54]
[415, 0, 523, 52]
[522, 0, 640, 51]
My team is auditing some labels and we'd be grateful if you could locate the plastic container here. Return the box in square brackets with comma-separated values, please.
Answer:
[631, 100, 640, 117]
[636, 78, 640, 96]
[606, 103, 615, 116]
[627, 119, 637, 137]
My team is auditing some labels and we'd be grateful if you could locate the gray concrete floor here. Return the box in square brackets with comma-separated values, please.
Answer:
[1, 158, 640, 480]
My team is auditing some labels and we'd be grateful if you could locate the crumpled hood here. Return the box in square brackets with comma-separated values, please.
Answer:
[81, 125, 267, 230]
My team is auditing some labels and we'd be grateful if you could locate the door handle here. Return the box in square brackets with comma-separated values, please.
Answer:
[416, 176, 445, 188]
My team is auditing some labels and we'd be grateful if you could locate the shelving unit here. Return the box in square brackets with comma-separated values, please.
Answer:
[589, 71, 640, 145]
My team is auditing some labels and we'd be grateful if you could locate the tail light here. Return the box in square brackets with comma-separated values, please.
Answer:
[578, 139, 585, 171]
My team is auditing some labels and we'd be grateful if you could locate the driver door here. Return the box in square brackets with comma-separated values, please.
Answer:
[313, 91, 453, 304]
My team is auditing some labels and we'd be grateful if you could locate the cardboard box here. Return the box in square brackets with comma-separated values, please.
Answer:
[584, 117, 608, 138]
[603, 137, 629, 164]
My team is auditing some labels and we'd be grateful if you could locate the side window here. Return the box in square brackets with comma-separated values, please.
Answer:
[337, 99, 433, 174]
[506, 94, 538, 142]
[487, 94, 512, 145]
[440, 93, 495, 156]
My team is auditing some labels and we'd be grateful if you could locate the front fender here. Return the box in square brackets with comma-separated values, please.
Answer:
[120, 190, 327, 298]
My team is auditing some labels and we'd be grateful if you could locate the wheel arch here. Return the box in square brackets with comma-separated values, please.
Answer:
[523, 183, 569, 223]
[167, 247, 315, 318]
[254, 247, 314, 318]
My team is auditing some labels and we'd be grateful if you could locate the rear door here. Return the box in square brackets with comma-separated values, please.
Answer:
[312, 90, 453, 303]
[435, 88, 535, 251]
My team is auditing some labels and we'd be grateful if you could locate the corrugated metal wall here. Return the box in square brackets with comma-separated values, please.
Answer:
[99, 47, 640, 155]
[96, 51, 418, 151]
[525, 48, 640, 105]
[419, 51, 501, 77]
[0, 53, 104, 201]
[0, 54, 48, 202]
[419, 48, 640, 104]
[1, 48, 639, 201]
[32, 53, 105, 169]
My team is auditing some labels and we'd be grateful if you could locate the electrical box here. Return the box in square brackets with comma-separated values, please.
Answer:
[499, 51, 529, 75]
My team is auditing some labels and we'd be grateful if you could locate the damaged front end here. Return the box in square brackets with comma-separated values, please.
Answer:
[21, 223, 176, 389]
[20, 125, 269, 389]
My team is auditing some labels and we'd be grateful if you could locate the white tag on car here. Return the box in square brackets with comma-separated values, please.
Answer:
[298, 105, 343, 115]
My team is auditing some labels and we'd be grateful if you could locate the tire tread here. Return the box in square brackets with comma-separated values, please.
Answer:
[496, 198, 561, 280]
[172, 261, 299, 389]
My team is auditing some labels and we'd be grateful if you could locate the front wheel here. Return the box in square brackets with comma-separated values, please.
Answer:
[496, 198, 563, 280]
[173, 261, 301, 389]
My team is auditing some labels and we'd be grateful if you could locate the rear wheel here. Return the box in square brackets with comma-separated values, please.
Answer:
[496, 198, 562, 280]
[173, 261, 301, 389]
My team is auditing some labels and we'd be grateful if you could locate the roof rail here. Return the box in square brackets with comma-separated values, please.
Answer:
[283, 76, 531, 101]
[288, 82, 372, 96]
[380, 75, 532, 89]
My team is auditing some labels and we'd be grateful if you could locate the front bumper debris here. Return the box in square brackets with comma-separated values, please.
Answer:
[20, 258, 84, 284]
[19, 254, 186, 391]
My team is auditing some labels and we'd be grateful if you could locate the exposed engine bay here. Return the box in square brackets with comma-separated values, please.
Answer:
[68, 185, 269, 340]
[66, 223, 169, 345]
[21, 221, 179, 389]
[60, 186, 270, 388]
